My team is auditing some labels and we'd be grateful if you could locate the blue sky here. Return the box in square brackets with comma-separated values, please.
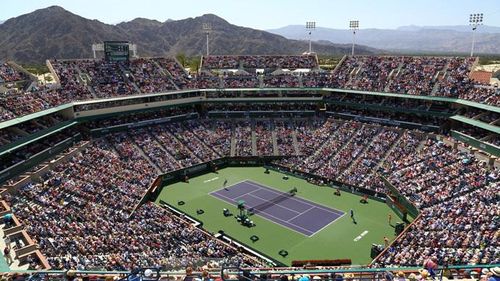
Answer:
[2, 0, 500, 30]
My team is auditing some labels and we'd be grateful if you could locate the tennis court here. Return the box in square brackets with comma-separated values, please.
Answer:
[210, 180, 344, 236]
[156, 167, 401, 265]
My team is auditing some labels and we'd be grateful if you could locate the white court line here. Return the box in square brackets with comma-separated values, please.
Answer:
[232, 187, 264, 201]
[309, 212, 347, 237]
[210, 179, 345, 236]
[218, 186, 264, 202]
[245, 180, 346, 237]
[287, 206, 315, 222]
[208, 179, 251, 195]
[203, 177, 219, 183]
[245, 193, 300, 215]
[210, 191, 315, 236]
[246, 180, 345, 215]
[245, 180, 345, 216]
[247, 187, 264, 196]
[353, 230, 369, 242]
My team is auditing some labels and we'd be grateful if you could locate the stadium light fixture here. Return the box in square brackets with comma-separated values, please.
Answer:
[306, 21, 316, 53]
[469, 13, 483, 57]
[349, 20, 359, 56]
[202, 23, 212, 56]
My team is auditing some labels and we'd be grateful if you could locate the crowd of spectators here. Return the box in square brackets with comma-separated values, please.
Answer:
[1, 56, 499, 270]
[295, 121, 355, 173]
[330, 56, 447, 94]
[234, 121, 253, 156]
[263, 75, 300, 88]
[339, 56, 400, 92]
[150, 125, 202, 168]
[315, 125, 379, 179]
[275, 121, 297, 156]
[45, 60, 95, 104]
[459, 86, 498, 106]
[223, 75, 260, 88]
[294, 119, 338, 157]
[455, 124, 494, 142]
[154, 58, 191, 89]
[301, 72, 330, 88]
[467, 111, 499, 123]
[85, 107, 196, 129]
[329, 56, 498, 106]
[2, 266, 500, 281]
[0, 128, 23, 146]
[379, 131, 422, 174]
[128, 128, 182, 173]
[81, 60, 138, 98]
[0, 63, 26, 83]
[167, 122, 220, 161]
[0, 55, 498, 123]
[1, 114, 498, 270]
[128, 59, 177, 93]
[386, 138, 497, 208]
[195, 120, 232, 156]
[388, 57, 447, 96]
[0, 106, 15, 121]
[328, 106, 444, 127]
[4, 137, 258, 270]
[489, 135, 500, 147]
[0, 92, 51, 120]
[205, 103, 317, 112]
[354, 130, 423, 193]
[0, 127, 78, 171]
[435, 57, 475, 97]
[379, 181, 499, 266]
[338, 129, 399, 190]
[255, 120, 274, 156]
[202, 55, 318, 70]
[187, 74, 221, 89]
[270, 118, 498, 267]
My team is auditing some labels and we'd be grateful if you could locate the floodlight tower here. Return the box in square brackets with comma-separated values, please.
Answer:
[202, 23, 212, 56]
[306, 21, 316, 53]
[469, 13, 483, 57]
[349, 20, 359, 56]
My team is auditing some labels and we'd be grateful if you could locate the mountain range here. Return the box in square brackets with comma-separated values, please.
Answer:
[268, 25, 500, 54]
[0, 6, 374, 64]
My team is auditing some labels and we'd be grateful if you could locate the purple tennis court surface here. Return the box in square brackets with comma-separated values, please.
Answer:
[210, 180, 344, 236]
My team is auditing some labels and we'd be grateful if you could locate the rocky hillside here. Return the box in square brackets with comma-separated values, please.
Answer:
[0, 6, 375, 63]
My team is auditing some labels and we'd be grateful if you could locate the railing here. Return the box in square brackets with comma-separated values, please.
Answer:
[1, 87, 499, 129]
[2, 264, 499, 280]
[326, 112, 440, 132]
[451, 130, 500, 157]
[221, 264, 500, 281]
[0, 133, 82, 185]
[380, 175, 420, 218]
[89, 113, 199, 137]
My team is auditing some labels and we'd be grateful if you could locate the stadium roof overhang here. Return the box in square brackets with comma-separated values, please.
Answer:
[0, 120, 78, 156]
[1, 87, 499, 130]
[0, 103, 73, 130]
[449, 115, 500, 134]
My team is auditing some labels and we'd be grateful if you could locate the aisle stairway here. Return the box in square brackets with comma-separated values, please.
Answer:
[341, 128, 382, 176]
[230, 132, 236, 157]
[251, 123, 257, 156]
[291, 130, 300, 155]
[271, 130, 279, 156]
[128, 133, 163, 174]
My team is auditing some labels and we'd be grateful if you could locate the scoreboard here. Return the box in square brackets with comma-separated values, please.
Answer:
[104, 41, 130, 62]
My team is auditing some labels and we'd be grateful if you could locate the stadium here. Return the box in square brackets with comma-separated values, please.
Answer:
[0, 3, 499, 281]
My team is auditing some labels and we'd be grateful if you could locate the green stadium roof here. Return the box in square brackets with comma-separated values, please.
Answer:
[0, 103, 73, 130]
[0, 120, 77, 156]
[450, 115, 500, 134]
